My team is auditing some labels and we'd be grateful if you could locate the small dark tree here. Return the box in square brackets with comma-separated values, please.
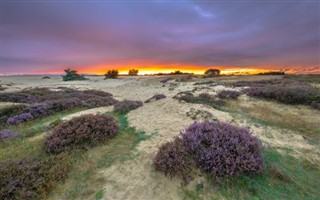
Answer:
[62, 68, 87, 81]
[128, 69, 139, 76]
[105, 69, 119, 79]
[204, 69, 220, 77]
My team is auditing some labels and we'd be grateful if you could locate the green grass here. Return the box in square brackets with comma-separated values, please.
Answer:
[181, 148, 320, 200]
[0, 108, 84, 162]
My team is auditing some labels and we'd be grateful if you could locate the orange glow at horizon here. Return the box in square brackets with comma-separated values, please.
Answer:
[80, 65, 290, 75]
[26, 64, 317, 75]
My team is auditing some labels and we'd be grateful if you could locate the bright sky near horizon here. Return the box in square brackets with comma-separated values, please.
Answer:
[1, 0, 320, 75]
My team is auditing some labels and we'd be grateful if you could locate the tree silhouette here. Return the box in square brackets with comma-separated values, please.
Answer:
[204, 69, 220, 77]
[62, 68, 87, 81]
[105, 69, 119, 79]
[128, 69, 139, 76]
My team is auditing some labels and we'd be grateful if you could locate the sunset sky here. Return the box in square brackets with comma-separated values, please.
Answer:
[1, 1, 320, 75]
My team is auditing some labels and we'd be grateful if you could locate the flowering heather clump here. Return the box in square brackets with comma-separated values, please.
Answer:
[181, 121, 263, 177]
[173, 91, 197, 103]
[84, 96, 118, 108]
[198, 92, 215, 101]
[144, 94, 166, 103]
[0, 155, 70, 199]
[0, 130, 19, 141]
[243, 84, 320, 106]
[45, 97, 83, 112]
[0, 105, 26, 126]
[28, 103, 51, 117]
[113, 100, 143, 113]
[217, 90, 241, 99]
[0, 88, 116, 105]
[6, 113, 34, 125]
[44, 114, 119, 154]
[82, 89, 113, 97]
[154, 138, 195, 181]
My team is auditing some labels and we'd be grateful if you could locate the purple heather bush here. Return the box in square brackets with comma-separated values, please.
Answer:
[243, 84, 320, 106]
[82, 89, 113, 97]
[44, 114, 119, 154]
[217, 90, 241, 99]
[181, 121, 263, 177]
[84, 96, 118, 108]
[0, 87, 116, 105]
[0, 130, 19, 141]
[6, 113, 34, 125]
[28, 103, 51, 117]
[154, 137, 195, 181]
[144, 94, 166, 103]
[45, 97, 83, 112]
[0, 155, 70, 199]
[113, 100, 143, 113]
[0, 105, 27, 126]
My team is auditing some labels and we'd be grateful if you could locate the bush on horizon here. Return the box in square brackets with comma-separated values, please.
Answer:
[113, 100, 143, 113]
[128, 69, 139, 76]
[62, 68, 87, 81]
[105, 69, 119, 79]
[44, 114, 119, 154]
[204, 69, 220, 77]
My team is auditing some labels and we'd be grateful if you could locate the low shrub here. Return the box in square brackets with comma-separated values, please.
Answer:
[174, 92, 225, 109]
[45, 98, 83, 112]
[217, 90, 241, 99]
[6, 113, 34, 125]
[243, 84, 320, 106]
[144, 94, 166, 103]
[0, 88, 115, 104]
[0, 155, 70, 199]
[154, 137, 195, 181]
[198, 92, 215, 101]
[113, 100, 143, 113]
[28, 103, 51, 117]
[181, 121, 263, 177]
[44, 114, 119, 154]
[82, 90, 113, 97]
[105, 70, 118, 79]
[0, 105, 26, 126]
[0, 130, 19, 141]
[62, 68, 87, 81]
[84, 96, 118, 108]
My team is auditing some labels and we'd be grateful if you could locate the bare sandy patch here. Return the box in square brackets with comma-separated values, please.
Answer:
[62, 106, 114, 121]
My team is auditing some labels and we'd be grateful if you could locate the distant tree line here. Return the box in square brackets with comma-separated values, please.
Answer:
[62, 67, 224, 81]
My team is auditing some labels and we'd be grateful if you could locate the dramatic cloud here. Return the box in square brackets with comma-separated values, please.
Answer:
[1, 1, 319, 74]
